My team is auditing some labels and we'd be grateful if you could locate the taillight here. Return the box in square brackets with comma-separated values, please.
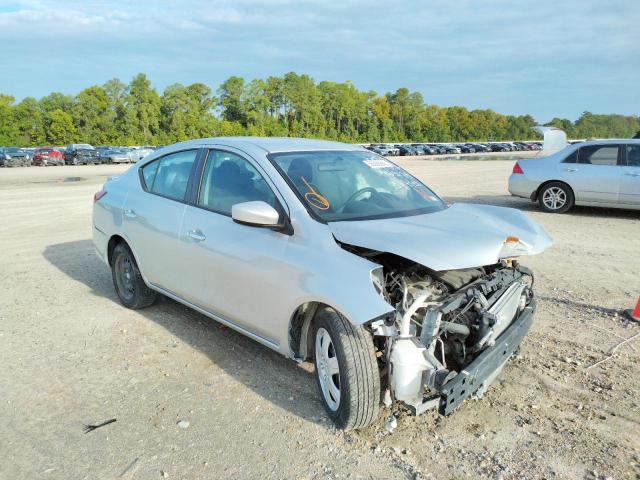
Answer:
[512, 163, 524, 174]
[93, 190, 107, 203]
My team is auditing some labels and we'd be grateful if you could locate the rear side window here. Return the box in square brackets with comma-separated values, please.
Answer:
[144, 150, 197, 201]
[578, 145, 620, 166]
[198, 150, 277, 216]
[626, 145, 640, 167]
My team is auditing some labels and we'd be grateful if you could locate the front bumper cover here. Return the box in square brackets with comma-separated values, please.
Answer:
[438, 298, 535, 415]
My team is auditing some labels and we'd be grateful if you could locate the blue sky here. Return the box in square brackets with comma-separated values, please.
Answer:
[0, 0, 638, 122]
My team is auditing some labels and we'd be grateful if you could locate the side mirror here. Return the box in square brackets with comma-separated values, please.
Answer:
[231, 201, 281, 228]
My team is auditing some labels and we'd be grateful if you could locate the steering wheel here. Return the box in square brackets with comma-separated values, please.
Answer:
[340, 187, 378, 213]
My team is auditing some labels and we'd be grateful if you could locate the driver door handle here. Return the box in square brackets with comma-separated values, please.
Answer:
[123, 209, 137, 218]
[187, 229, 206, 242]
[564, 167, 578, 172]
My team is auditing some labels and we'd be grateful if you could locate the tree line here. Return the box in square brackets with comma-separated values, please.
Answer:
[0, 72, 637, 146]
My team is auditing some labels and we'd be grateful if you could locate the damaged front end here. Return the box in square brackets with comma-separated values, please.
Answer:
[368, 255, 535, 415]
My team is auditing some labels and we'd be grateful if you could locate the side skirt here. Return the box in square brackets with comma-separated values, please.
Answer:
[148, 283, 281, 353]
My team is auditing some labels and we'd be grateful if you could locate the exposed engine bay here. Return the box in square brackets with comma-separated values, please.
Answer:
[359, 249, 535, 415]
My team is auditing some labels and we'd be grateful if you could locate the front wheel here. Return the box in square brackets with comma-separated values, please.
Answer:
[111, 243, 157, 309]
[538, 182, 574, 213]
[312, 309, 380, 430]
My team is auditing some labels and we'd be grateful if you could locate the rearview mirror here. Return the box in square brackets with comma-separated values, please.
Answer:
[231, 201, 281, 227]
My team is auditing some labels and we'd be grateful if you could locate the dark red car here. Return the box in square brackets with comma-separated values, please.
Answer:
[33, 147, 64, 166]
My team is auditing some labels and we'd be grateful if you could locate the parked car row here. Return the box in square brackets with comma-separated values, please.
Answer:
[365, 142, 543, 156]
[0, 147, 33, 167]
[0, 144, 158, 167]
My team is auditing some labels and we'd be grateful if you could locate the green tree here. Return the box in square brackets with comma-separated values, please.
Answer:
[45, 109, 75, 145]
[73, 85, 110, 144]
[103, 78, 131, 143]
[0, 71, 637, 146]
[0, 94, 18, 145]
[160, 83, 217, 142]
[217, 76, 247, 123]
[127, 74, 160, 144]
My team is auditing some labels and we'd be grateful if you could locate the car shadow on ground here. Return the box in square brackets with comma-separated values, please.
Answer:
[445, 194, 640, 219]
[43, 239, 327, 427]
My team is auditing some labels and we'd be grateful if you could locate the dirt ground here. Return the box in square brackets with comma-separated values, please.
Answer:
[1, 160, 638, 480]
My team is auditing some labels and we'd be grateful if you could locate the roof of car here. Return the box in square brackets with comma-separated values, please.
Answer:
[570, 139, 640, 146]
[166, 136, 364, 154]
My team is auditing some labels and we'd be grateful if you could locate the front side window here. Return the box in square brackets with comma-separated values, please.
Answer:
[626, 145, 640, 167]
[145, 150, 197, 201]
[271, 150, 446, 222]
[198, 150, 277, 216]
[578, 145, 620, 166]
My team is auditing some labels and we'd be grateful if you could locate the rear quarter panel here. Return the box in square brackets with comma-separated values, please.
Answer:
[92, 171, 134, 264]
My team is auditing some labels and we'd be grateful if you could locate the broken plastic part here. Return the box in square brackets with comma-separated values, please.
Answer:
[383, 389, 392, 407]
[384, 414, 397, 433]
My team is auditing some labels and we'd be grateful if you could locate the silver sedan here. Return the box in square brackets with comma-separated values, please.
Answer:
[93, 137, 551, 429]
[509, 139, 640, 213]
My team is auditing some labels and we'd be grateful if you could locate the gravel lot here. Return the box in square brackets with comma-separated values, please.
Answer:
[1, 161, 638, 480]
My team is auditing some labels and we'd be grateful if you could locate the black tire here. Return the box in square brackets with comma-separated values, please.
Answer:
[538, 181, 574, 213]
[312, 308, 380, 430]
[111, 242, 156, 309]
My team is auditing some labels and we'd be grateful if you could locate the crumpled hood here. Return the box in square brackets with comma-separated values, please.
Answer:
[328, 203, 553, 271]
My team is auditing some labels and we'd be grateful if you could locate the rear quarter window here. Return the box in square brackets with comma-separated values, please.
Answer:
[141, 160, 160, 190]
[562, 150, 578, 163]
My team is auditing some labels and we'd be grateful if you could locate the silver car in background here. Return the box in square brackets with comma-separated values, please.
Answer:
[509, 139, 640, 213]
[93, 137, 551, 429]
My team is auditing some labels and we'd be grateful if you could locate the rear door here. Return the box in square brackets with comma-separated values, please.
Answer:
[561, 144, 622, 203]
[619, 144, 640, 205]
[122, 149, 200, 296]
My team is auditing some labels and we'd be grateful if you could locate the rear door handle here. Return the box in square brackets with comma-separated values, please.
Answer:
[564, 168, 578, 172]
[624, 172, 640, 177]
[123, 209, 137, 218]
[187, 229, 206, 242]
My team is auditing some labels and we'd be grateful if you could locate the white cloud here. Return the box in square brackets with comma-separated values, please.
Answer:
[0, 0, 638, 120]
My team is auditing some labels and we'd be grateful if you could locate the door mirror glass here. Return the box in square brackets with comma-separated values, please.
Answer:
[231, 201, 280, 227]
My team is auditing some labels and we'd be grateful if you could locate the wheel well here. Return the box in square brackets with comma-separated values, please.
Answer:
[533, 180, 574, 202]
[107, 235, 126, 266]
[288, 302, 330, 361]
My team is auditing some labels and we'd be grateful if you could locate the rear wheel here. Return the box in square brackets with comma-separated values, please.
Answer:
[538, 182, 574, 213]
[111, 243, 156, 309]
[312, 308, 380, 430]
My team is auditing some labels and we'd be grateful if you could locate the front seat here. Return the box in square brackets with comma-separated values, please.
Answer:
[287, 158, 314, 192]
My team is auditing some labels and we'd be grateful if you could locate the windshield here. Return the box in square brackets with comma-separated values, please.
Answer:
[271, 150, 446, 222]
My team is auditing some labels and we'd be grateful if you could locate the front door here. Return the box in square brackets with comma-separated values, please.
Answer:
[178, 148, 292, 345]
